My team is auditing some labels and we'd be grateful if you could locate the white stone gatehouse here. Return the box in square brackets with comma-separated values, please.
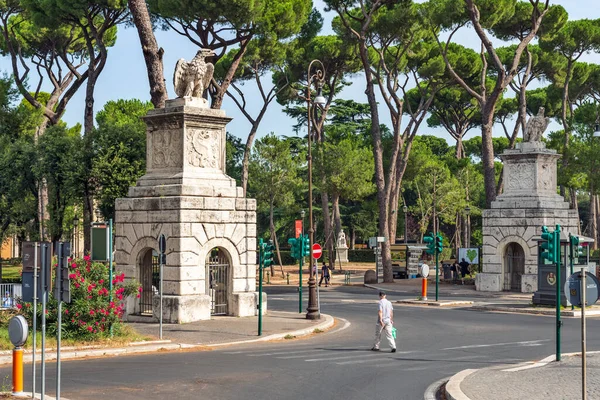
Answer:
[114, 98, 263, 323]
[477, 142, 579, 293]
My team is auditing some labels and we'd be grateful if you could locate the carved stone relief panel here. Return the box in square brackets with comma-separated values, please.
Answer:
[505, 162, 535, 191]
[186, 128, 220, 169]
[151, 129, 183, 169]
[538, 162, 553, 191]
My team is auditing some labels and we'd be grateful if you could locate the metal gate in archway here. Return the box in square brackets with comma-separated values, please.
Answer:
[503, 243, 525, 291]
[139, 249, 160, 315]
[207, 248, 230, 315]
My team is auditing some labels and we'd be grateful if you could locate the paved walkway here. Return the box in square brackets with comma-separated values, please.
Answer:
[445, 352, 600, 400]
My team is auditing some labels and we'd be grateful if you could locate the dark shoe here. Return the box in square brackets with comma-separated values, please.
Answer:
[391, 348, 396, 353]
[371, 347, 380, 351]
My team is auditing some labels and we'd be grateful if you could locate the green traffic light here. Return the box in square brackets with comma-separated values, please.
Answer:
[424, 233, 435, 255]
[540, 226, 555, 262]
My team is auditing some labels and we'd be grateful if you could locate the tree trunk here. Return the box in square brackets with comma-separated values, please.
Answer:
[241, 125, 257, 196]
[332, 193, 341, 238]
[321, 192, 334, 268]
[480, 107, 497, 208]
[271, 229, 285, 278]
[590, 189, 597, 250]
[269, 199, 276, 276]
[595, 195, 600, 250]
[128, 0, 168, 108]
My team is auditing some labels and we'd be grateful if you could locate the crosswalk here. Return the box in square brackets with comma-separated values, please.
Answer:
[219, 339, 549, 368]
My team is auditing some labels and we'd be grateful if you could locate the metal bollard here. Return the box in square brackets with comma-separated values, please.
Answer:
[12, 347, 23, 396]
[286, 273, 290, 285]
[266, 271, 270, 284]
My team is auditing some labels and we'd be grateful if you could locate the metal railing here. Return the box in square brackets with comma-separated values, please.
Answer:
[1, 283, 22, 308]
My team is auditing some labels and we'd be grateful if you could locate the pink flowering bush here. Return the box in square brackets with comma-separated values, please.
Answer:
[18, 255, 141, 340]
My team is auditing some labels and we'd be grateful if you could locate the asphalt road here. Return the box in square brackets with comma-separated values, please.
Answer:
[3, 285, 600, 400]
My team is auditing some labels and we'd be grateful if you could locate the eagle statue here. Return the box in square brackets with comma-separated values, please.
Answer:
[173, 49, 215, 102]
[524, 107, 551, 142]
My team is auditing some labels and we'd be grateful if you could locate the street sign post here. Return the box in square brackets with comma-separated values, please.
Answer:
[564, 268, 598, 400]
[312, 243, 322, 260]
[564, 271, 600, 307]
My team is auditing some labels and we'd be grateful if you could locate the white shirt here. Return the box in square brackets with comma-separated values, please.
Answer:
[377, 298, 393, 324]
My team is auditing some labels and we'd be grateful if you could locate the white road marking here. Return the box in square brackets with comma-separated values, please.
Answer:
[248, 349, 326, 357]
[305, 353, 383, 362]
[335, 351, 418, 365]
[440, 339, 550, 351]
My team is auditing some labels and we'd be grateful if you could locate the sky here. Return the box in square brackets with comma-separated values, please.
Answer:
[1, 0, 599, 145]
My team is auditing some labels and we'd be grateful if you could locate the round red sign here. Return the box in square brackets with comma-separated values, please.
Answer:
[312, 243, 322, 259]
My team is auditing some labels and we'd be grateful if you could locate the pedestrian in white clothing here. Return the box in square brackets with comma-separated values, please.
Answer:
[372, 291, 396, 353]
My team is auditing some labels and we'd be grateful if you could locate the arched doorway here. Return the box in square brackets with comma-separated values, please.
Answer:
[503, 242, 525, 291]
[138, 248, 160, 316]
[207, 247, 230, 315]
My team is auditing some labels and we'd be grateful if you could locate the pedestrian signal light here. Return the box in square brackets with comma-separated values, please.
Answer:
[435, 234, 443, 254]
[540, 226, 555, 263]
[288, 237, 300, 259]
[424, 233, 435, 255]
[569, 234, 585, 258]
[301, 234, 311, 257]
[263, 240, 275, 268]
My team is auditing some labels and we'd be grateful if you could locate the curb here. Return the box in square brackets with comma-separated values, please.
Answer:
[0, 313, 335, 365]
[441, 351, 600, 400]
[0, 392, 59, 400]
[445, 369, 477, 400]
[473, 304, 600, 317]
[423, 376, 449, 400]
[204, 313, 335, 348]
[363, 284, 409, 293]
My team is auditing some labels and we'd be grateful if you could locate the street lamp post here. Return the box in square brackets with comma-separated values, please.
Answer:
[464, 205, 471, 249]
[403, 205, 408, 244]
[305, 59, 326, 320]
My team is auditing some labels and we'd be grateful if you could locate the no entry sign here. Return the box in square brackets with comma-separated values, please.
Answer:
[312, 243, 322, 259]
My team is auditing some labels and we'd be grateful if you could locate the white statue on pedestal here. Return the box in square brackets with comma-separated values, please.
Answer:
[337, 230, 348, 249]
[524, 107, 550, 142]
[173, 49, 215, 107]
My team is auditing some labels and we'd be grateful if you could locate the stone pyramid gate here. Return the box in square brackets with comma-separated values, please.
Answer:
[114, 98, 262, 323]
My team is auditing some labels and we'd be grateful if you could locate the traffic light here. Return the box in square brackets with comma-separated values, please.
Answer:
[569, 234, 584, 258]
[435, 234, 443, 254]
[424, 233, 435, 255]
[263, 240, 275, 268]
[301, 234, 310, 257]
[288, 237, 300, 259]
[541, 226, 555, 263]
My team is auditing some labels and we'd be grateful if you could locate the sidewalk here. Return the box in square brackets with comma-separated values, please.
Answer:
[0, 311, 334, 366]
[442, 351, 600, 400]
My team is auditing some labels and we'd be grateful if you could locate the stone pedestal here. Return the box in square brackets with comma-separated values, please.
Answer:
[478, 142, 579, 293]
[115, 98, 262, 323]
[336, 248, 349, 263]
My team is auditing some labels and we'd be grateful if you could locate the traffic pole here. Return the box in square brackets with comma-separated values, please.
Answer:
[421, 277, 428, 301]
[258, 239, 263, 336]
[298, 256, 303, 313]
[555, 224, 562, 362]
[435, 250, 439, 301]
[12, 347, 23, 396]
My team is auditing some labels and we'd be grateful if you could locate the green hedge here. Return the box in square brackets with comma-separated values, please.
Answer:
[348, 249, 375, 263]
